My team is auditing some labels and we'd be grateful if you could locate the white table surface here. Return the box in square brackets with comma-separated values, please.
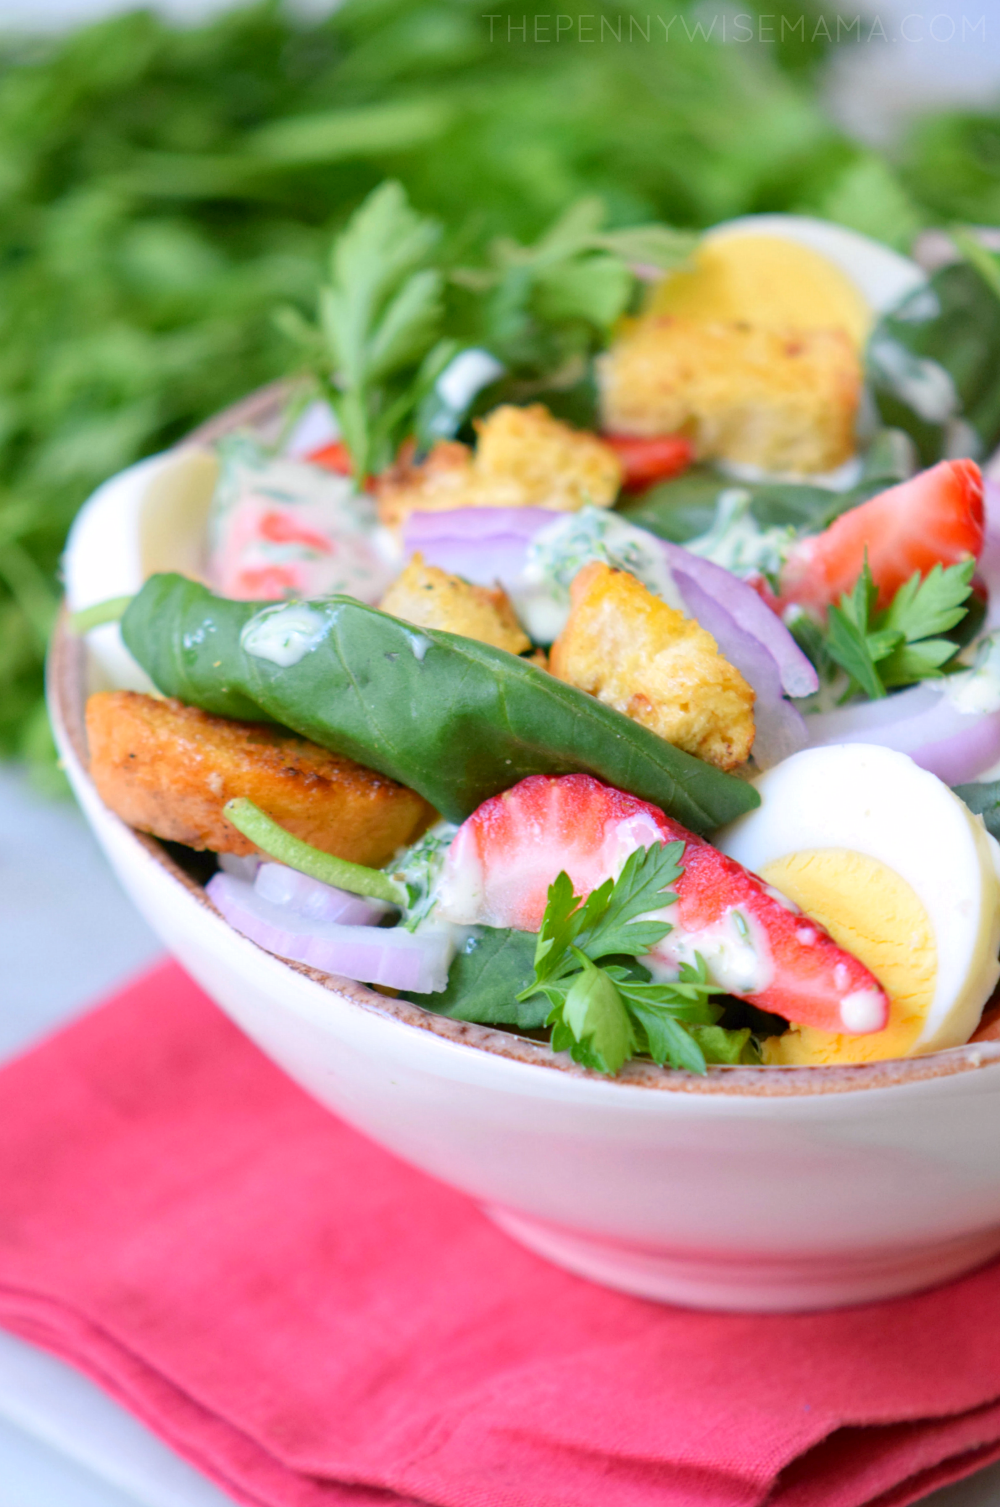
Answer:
[4, 762, 1000, 1505]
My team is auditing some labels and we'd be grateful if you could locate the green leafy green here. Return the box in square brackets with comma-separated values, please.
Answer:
[121, 574, 759, 831]
[621, 430, 916, 547]
[824, 558, 974, 698]
[687, 1024, 759, 1065]
[869, 260, 1000, 466]
[513, 845, 732, 1075]
[412, 847, 752, 1073]
[953, 781, 1000, 843]
[454, 197, 696, 383]
[553, 950, 638, 1075]
[409, 926, 545, 1027]
[287, 181, 458, 480]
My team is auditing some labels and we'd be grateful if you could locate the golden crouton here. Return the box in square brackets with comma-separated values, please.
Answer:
[380, 553, 530, 654]
[549, 562, 755, 771]
[86, 691, 435, 864]
[597, 316, 860, 475]
[377, 403, 622, 528]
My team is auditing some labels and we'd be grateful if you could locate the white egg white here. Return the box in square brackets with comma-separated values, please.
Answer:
[716, 743, 1000, 1054]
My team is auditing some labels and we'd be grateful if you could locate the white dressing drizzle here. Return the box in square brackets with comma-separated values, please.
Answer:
[516, 506, 685, 643]
[646, 904, 774, 996]
[240, 603, 331, 667]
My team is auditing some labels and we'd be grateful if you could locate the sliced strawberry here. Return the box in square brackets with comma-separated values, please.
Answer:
[780, 459, 984, 614]
[434, 773, 888, 1036]
[436, 774, 667, 934]
[306, 441, 353, 476]
[602, 433, 695, 492]
[258, 510, 334, 554]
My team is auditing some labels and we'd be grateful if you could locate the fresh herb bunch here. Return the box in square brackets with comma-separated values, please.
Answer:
[515, 844, 755, 1074]
[824, 557, 975, 700]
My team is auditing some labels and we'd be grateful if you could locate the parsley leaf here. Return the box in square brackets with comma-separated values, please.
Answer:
[824, 557, 973, 699]
[582, 841, 686, 960]
[455, 198, 697, 381]
[551, 950, 637, 1076]
[300, 181, 459, 482]
[515, 845, 735, 1076]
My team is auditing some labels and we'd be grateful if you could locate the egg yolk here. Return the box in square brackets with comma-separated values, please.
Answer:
[757, 848, 937, 1065]
[647, 235, 871, 350]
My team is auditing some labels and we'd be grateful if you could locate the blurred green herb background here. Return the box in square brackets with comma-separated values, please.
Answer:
[2, 0, 999, 784]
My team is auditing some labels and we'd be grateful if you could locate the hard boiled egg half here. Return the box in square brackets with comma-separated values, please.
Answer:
[647, 214, 925, 355]
[716, 744, 1000, 1064]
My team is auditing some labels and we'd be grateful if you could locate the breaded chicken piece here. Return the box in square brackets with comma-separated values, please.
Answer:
[380, 553, 530, 654]
[597, 316, 860, 475]
[377, 403, 622, 528]
[86, 691, 435, 863]
[549, 562, 755, 770]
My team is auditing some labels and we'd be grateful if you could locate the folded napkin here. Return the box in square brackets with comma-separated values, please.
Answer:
[4, 963, 1000, 1507]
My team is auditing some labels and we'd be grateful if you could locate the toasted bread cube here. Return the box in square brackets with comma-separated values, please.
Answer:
[471, 403, 622, 510]
[377, 404, 622, 527]
[380, 553, 530, 654]
[549, 562, 755, 770]
[597, 316, 860, 475]
[86, 691, 435, 863]
[376, 440, 473, 530]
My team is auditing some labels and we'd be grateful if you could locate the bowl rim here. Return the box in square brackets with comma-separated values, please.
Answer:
[49, 382, 1000, 1100]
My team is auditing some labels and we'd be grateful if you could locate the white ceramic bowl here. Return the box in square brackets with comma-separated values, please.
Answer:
[49, 386, 1000, 1314]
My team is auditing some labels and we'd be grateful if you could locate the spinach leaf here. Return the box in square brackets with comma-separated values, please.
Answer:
[953, 781, 1000, 842]
[869, 261, 1000, 465]
[410, 927, 545, 1027]
[122, 575, 758, 832]
[621, 436, 914, 545]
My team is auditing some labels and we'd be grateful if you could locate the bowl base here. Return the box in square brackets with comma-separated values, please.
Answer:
[487, 1208, 1000, 1312]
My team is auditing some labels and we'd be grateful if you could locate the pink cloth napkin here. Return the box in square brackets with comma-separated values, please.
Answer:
[4, 961, 1000, 1507]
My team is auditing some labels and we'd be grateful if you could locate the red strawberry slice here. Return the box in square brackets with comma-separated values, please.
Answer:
[603, 433, 695, 491]
[780, 458, 984, 614]
[435, 773, 889, 1036]
[306, 441, 353, 476]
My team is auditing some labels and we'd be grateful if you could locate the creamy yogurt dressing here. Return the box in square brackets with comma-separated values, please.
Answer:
[683, 488, 796, 582]
[240, 603, 332, 667]
[646, 904, 774, 996]
[515, 506, 685, 643]
[944, 631, 1000, 717]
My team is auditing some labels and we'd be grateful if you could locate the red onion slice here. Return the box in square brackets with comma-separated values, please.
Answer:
[405, 507, 558, 542]
[253, 862, 391, 925]
[671, 568, 807, 770]
[663, 542, 819, 699]
[402, 508, 556, 588]
[206, 874, 455, 992]
[803, 684, 1000, 786]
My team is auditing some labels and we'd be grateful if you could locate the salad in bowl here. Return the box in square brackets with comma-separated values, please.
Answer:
[65, 183, 1000, 1079]
[50, 186, 1000, 1307]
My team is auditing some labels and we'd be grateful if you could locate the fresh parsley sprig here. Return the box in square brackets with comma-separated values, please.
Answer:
[825, 556, 975, 699]
[454, 197, 697, 380]
[514, 844, 749, 1076]
[287, 181, 459, 484]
